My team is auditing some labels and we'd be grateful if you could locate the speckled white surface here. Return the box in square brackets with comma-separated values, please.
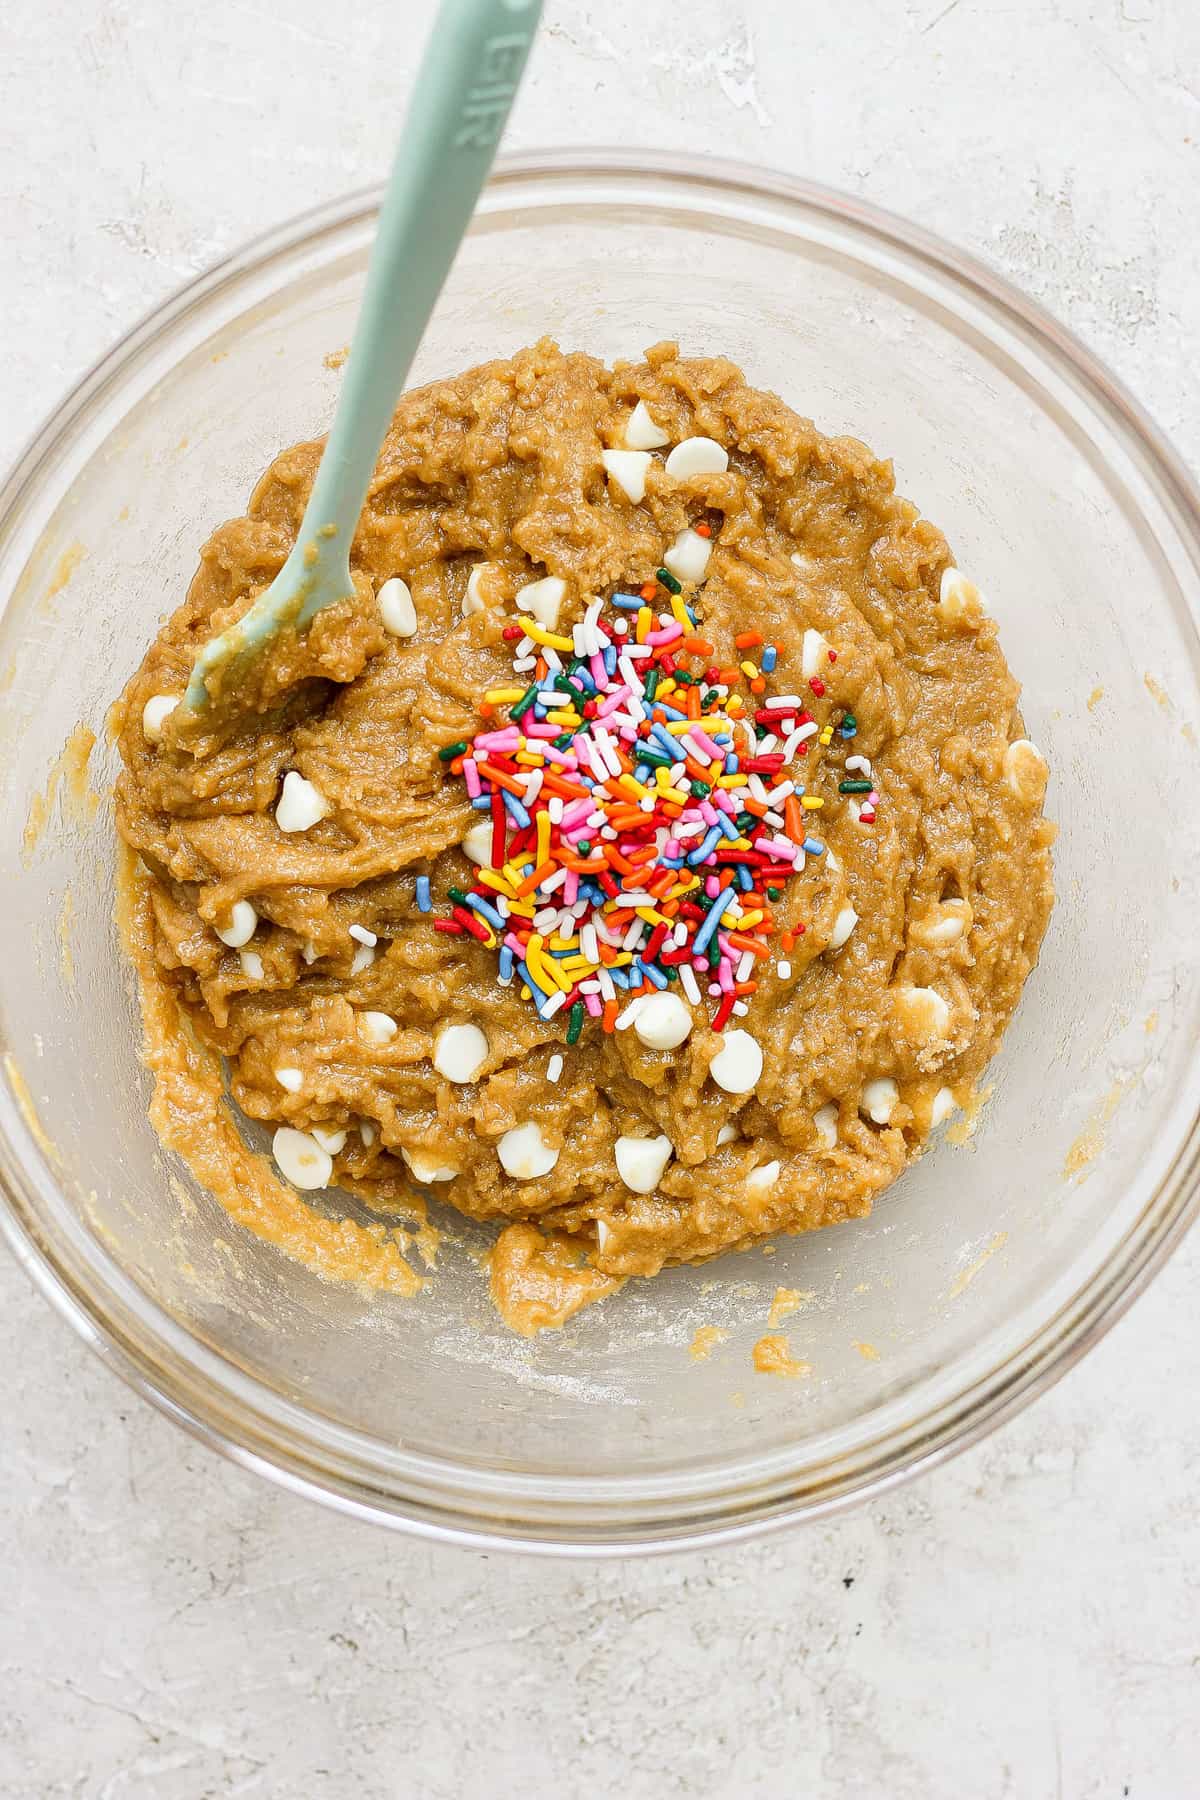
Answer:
[4, 1, 1200, 1793]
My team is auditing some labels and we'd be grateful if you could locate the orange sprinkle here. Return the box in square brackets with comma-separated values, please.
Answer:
[783, 796, 804, 842]
[640, 582, 658, 600]
[516, 859, 558, 896]
[684, 636, 715, 656]
[602, 999, 618, 1033]
[735, 631, 763, 649]
[750, 676, 767, 694]
[781, 930, 795, 953]
[686, 686, 701, 719]
[476, 760, 525, 797]
[476, 701, 494, 720]
[726, 931, 770, 958]
[718, 666, 741, 684]
[742, 798, 769, 819]
[695, 522, 712, 538]
[734, 979, 759, 996]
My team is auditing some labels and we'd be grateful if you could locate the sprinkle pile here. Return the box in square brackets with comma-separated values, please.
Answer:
[432, 565, 876, 1043]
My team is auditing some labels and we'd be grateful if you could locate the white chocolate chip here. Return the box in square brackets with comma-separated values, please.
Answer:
[311, 1125, 347, 1154]
[1003, 738, 1048, 806]
[401, 1145, 459, 1183]
[497, 1121, 559, 1180]
[276, 771, 331, 833]
[274, 1066, 303, 1093]
[359, 1121, 377, 1148]
[238, 949, 264, 981]
[801, 628, 832, 679]
[894, 985, 951, 1040]
[272, 1126, 332, 1191]
[830, 906, 859, 950]
[350, 943, 376, 974]
[378, 576, 417, 638]
[464, 562, 500, 617]
[633, 991, 693, 1051]
[709, 1028, 763, 1096]
[359, 1010, 398, 1044]
[716, 1123, 739, 1146]
[433, 1022, 489, 1084]
[595, 1218, 613, 1252]
[301, 940, 320, 965]
[746, 1158, 780, 1196]
[518, 576, 567, 631]
[662, 528, 712, 585]
[215, 900, 257, 948]
[912, 899, 971, 949]
[462, 820, 493, 866]
[938, 567, 987, 629]
[614, 1133, 673, 1195]
[601, 448, 652, 504]
[861, 1077, 899, 1125]
[624, 400, 671, 450]
[813, 1102, 839, 1148]
[930, 1087, 959, 1128]
[141, 694, 179, 742]
[665, 436, 728, 479]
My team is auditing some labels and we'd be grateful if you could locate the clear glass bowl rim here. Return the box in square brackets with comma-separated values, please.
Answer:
[2, 148, 1199, 1556]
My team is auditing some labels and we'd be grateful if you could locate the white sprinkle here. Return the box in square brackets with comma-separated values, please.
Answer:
[736, 949, 756, 983]
[239, 949, 264, 981]
[602, 448, 653, 504]
[830, 906, 859, 950]
[665, 435, 729, 479]
[547, 796, 564, 825]
[717, 1123, 739, 1146]
[276, 771, 331, 833]
[359, 1010, 398, 1044]
[359, 1121, 377, 1148]
[861, 1076, 899, 1125]
[518, 575, 567, 630]
[311, 1125, 347, 1154]
[434, 1022, 488, 1084]
[597, 968, 616, 1002]
[498, 1121, 559, 1180]
[141, 694, 179, 742]
[709, 1028, 763, 1095]
[845, 754, 872, 777]
[813, 1102, 839, 1148]
[348, 923, 377, 947]
[777, 960, 792, 980]
[272, 1127, 332, 1190]
[512, 655, 536, 673]
[547, 1053, 564, 1084]
[542, 990, 568, 1018]
[679, 964, 702, 1007]
[379, 576, 417, 637]
[615, 1133, 674, 1194]
[274, 1066, 303, 1093]
[215, 900, 257, 948]
[801, 628, 832, 679]
[350, 943, 376, 974]
[401, 1146, 459, 1183]
[663, 527, 712, 585]
[616, 994, 648, 1032]
[624, 400, 671, 450]
[732, 1001, 749, 1017]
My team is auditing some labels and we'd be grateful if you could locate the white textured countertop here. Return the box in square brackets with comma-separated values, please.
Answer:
[4, 2, 1199, 1793]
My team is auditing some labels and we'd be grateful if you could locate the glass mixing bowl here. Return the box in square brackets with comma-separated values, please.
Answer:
[2, 152, 1199, 1554]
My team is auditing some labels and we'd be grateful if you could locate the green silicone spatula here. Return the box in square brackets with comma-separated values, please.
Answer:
[184, 0, 542, 712]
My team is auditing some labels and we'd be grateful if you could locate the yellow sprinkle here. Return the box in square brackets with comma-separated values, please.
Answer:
[657, 679, 679, 698]
[669, 594, 691, 627]
[636, 606, 653, 644]
[664, 720, 694, 735]
[716, 774, 745, 788]
[819, 727, 834, 745]
[727, 696, 744, 714]
[737, 908, 764, 929]
[659, 788, 690, 807]
[514, 751, 545, 768]
[520, 984, 532, 1001]
[546, 710, 581, 727]
[477, 869, 515, 895]
[618, 773, 648, 800]
[633, 906, 671, 928]
[802, 795, 825, 809]
[507, 899, 536, 919]
[485, 688, 524, 704]
[739, 660, 758, 680]
[517, 618, 575, 651]
[536, 810, 552, 863]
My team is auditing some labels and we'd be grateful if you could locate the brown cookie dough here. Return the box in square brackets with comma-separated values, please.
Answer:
[114, 340, 1054, 1334]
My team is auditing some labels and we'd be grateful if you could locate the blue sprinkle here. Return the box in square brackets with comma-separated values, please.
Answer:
[609, 965, 631, 989]
[661, 854, 686, 869]
[603, 646, 619, 677]
[498, 946, 514, 984]
[502, 791, 531, 829]
[651, 723, 679, 758]
[642, 961, 668, 990]
[654, 701, 687, 721]
[467, 893, 505, 931]
[471, 795, 491, 810]
[723, 752, 738, 774]
[803, 837, 826, 856]
[839, 722, 857, 738]
[694, 886, 737, 953]
[687, 825, 723, 866]
[717, 814, 741, 842]
[415, 875, 431, 913]
[762, 644, 778, 673]
[611, 592, 643, 609]
[712, 732, 732, 746]
[634, 762, 652, 783]
[736, 864, 754, 891]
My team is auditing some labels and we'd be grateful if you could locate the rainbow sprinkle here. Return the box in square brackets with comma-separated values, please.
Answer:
[433, 569, 864, 1038]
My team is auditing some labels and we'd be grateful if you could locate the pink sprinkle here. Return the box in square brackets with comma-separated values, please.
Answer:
[597, 686, 629, 718]
[646, 622, 683, 646]
[563, 871, 579, 905]
[540, 742, 576, 767]
[664, 839, 682, 859]
[589, 652, 608, 687]
[463, 758, 482, 799]
[761, 838, 796, 861]
[583, 992, 603, 1018]
[712, 789, 737, 816]
[717, 959, 735, 993]
[524, 722, 559, 739]
[699, 800, 719, 827]
[704, 875, 721, 898]
[473, 728, 520, 753]
[688, 727, 721, 760]
[560, 799, 593, 828]
[503, 932, 526, 956]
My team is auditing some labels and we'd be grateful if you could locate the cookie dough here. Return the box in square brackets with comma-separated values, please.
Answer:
[114, 340, 1054, 1334]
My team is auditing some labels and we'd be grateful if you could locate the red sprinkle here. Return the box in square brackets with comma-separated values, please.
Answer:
[809, 678, 826, 697]
[711, 992, 737, 1031]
